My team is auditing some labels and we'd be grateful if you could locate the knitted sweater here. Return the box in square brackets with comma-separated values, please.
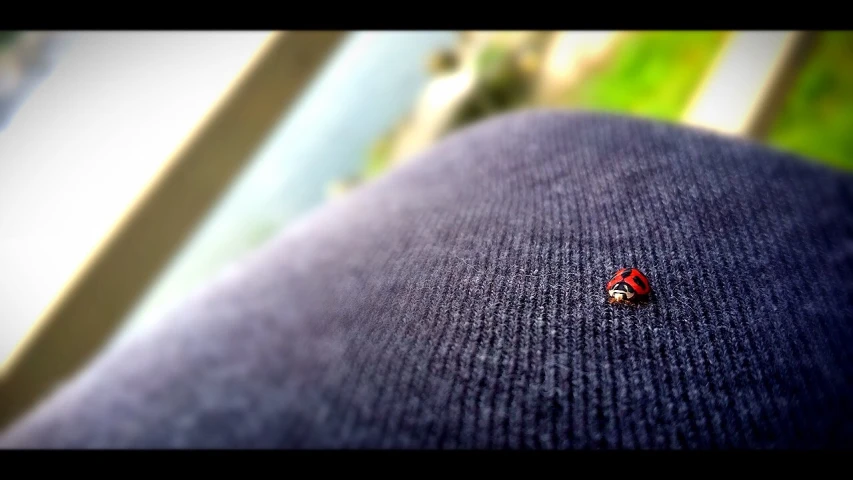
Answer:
[2, 110, 852, 448]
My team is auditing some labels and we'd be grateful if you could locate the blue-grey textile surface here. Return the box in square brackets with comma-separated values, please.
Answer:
[2, 110, 853, 448]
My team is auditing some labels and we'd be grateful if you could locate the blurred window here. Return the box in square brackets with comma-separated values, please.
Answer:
[0, 31, 270, 365]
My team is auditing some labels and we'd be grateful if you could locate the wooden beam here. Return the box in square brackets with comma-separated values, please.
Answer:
[742, 31, 818, 139]
[0, 31, 344, 430]
[682, 31, 818, 139]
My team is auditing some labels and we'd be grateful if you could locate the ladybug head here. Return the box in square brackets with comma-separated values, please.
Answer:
[608, 281, 636, 301]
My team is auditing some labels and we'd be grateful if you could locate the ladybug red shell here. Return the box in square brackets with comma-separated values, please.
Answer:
[606, 267, 651, 304]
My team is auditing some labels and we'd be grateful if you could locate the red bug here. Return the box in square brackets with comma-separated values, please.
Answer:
[606, 267, 651, 304]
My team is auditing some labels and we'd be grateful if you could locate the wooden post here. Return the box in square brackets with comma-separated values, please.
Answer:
[682, 31, 818, 139]
[0, 31, 344, 430]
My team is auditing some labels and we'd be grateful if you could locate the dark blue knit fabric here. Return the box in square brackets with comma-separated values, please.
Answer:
[2, 110, 852, 448]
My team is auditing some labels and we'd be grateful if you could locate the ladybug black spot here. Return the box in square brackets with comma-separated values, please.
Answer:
[621, 269, 632, 278]
[633, 276, 646, 289]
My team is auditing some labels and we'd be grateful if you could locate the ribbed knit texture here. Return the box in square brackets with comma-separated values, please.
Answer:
[2, 110, 853, 448]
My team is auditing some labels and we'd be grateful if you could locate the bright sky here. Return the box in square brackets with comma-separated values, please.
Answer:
[0, 31, 270, 368]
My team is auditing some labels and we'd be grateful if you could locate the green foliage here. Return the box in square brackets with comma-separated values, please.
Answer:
[767, 32, 853, 170]
[364, 132, 395, 179]
[357, 31, 853, 186]
[451, 43, 535, 130]
[561, 31, 729, 121]
[475, 44, 507, 76]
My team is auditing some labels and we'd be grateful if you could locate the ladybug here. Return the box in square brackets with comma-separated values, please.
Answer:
[606, 267, 651, 304]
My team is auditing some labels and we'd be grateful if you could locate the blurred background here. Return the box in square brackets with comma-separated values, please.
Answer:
[0, 30, 851, 423]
